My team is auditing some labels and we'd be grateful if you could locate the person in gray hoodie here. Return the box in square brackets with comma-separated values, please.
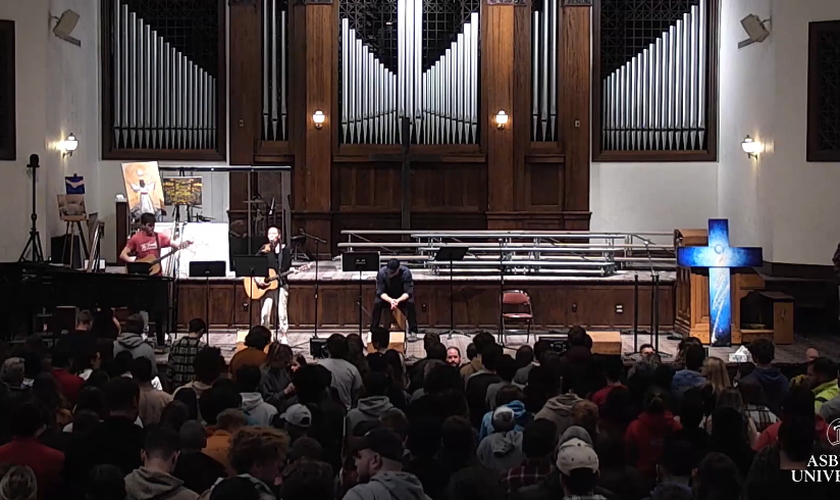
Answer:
[476, 406, 525, 472]
[534, 365, 582, 437]
[125, 426, 199, 500]
[237, 365, 278, 426]
[114, 314, 159, 377]
[344, 428, 431, 500]
[347, 372, 395, 436]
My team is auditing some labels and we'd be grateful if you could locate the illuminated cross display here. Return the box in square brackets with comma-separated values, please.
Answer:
[677, 219, 763, 347]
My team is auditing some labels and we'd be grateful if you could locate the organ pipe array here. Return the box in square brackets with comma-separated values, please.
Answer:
[531, 0, 559, 142]
[110, 0, 217, 151]
[262, 0, 288, 142]
[601, 0, 707, 152]
[340, 0, 479, 145]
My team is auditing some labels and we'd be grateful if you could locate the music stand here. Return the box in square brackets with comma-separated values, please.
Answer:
[189, 261, 227, 346]
[434, 246, 468, 339]
[342, 251, 381, 336]
[233, 255, 270, 330]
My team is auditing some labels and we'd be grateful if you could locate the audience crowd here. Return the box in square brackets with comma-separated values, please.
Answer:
[0, 310, 837, 500]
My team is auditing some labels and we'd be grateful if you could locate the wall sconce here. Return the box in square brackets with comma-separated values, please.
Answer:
[741, 135, 762, 159]
[312, 110, 326, 129]
[495, 110, 509, 130]
[62, 133, 79, 157]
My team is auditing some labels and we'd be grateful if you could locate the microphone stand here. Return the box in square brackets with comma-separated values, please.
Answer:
[299, 229, 326, 338]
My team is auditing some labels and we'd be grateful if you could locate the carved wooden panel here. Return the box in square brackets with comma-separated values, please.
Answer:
[0, 21, 15, 161]
[808, 21, 840, 162]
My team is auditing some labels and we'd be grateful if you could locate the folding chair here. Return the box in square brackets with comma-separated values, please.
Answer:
[501, 289, 533, 343]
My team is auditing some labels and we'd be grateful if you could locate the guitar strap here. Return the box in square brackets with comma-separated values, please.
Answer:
[155, 232, 160, 258]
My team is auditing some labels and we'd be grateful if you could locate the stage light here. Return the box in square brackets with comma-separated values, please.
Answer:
[313, 110, 326, 129]
[741, 135, 762, 159]
[495, 110, 508, 130]
[62, 133, 78, 157]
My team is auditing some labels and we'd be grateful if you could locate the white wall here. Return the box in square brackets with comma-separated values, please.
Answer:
[0, 0, 48, 261]
[590, 162, 718, 233]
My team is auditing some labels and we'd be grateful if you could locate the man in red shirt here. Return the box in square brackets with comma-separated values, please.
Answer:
[119, 212, 181, 272]
[0, 396, 65, 500]
[50, 346, 84, 405]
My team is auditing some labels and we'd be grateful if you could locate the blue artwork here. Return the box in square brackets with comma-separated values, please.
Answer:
[677, 219, 763, 347]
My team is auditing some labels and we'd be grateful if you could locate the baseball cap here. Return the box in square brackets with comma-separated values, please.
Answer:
[491, 406, 516, 432]
[358, 427, 404, 462]
[279, 404, 312, 428]
[386, 259, 401, 272]
[556, 437, 599, 475]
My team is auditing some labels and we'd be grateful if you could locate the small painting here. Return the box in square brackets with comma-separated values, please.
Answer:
[162, 176, 203, 206]
[57, 194, 87, 222]
[121, 161, 165, 219]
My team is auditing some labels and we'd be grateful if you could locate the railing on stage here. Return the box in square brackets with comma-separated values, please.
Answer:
[337, 229, 676, 277]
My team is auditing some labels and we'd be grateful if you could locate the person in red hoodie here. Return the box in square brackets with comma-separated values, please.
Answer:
[625, 386, 681, 480]
[50, 346, 84, 405]
[0, 395, 65, 500]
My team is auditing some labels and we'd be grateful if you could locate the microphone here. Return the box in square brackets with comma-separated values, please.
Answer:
[267, 198, 276, 216]
[28, 154, 40, 169]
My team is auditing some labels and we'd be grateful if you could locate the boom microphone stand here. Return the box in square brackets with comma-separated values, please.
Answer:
[299, 228, 327, 338]
[19, 154, 44, 262]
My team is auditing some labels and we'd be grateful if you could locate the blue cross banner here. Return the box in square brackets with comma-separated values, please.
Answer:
[677, 219, 763, 347]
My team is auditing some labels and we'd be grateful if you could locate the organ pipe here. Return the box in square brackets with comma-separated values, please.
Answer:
[601, 0, 707, 151]
[111, 0, 216, 150]
[261, 0, 288, 141]
[531, 0, 559, 142]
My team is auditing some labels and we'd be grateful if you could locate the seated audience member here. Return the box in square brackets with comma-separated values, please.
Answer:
[477, 406, 525, 471]
[49, 346, 84, 405]
[514, 341, 549, 385]
[701, 387, 758, 444]
[125, 426, 198, 500]
[739, 377, 779, 433]
[167, 319, 207, 389]
[408, 360, 445, 403]
[288, 437, 324, 463]
[0, 465, 38, 500]
[639, 343, 656, 361]
[292, 365, 347, 473]
[408, 334, 446, 391]
[479, 386, 528, 440]
[282, 459, 335, 500]
[465, 343, 503, 428]
[555, 438, 603, 499]
[90, 307, 121, 340]
[572, 400, 599, 442]
[230, 326, 272, 380]
[446, 347, 462, 368]
[174, 386, 200, 421]
[345, 334, 370, 379]
[693, 452, 742, 500]
[439, 416, 479, 477]
[740, 338, 789, 415]
[670, 387, 709, 455]
[132, 357, 173, 426]
[318, 334, 363, 410]
[173, 420, 227, 495]
[370, 327, 391, 355]
[277, 403, 313, 444]
[465, 344, 478, 367]
[259, 343, 295, 407]
[754, 384, 826, 450]
[175, 347, 227, 401]
[591, 356, 625, 408]
[54, 310, 95, 369]
[701, 356, 731, 397]
[203, 408, 248, 474]
[407, 364, 469, 425]
[808, 356, 840, 412]
[448, 466, 505, 500]
[160, 400, 192, 433]
[708, 407, 756, 480]
[405, 417, 448, 500]
[344, 428, 431, 500]
[1, 357, 26, 391]
[212, 426, 290, 499]
[347, 372, 395, 436]
[460, 332, 495, 382]
[111, 350, 134, 379]
[534, 361, 582, 437]
[670, 344, 706, 403]
[236, 365, 278, 426]
[85, 464, 126, 500]
[74, 340, 107, 381]
[113, 313, 159, 378]
[0, 396, 64, 499]
[501, 418, 556, 495]
[642, 438, 696, 500]
[514, 345, 534, 371]
[597, 385, 635, 442]
[625, 386, 681, 479]
[485, 355, 520, 410]
[594, 437, 647, 500]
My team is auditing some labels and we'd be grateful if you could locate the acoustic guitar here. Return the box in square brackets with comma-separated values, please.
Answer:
[131, 240, 194, 276]
[243, 262, 313, 300]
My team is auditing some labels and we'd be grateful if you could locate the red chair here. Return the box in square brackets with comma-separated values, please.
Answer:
[502, 290, 533, 343]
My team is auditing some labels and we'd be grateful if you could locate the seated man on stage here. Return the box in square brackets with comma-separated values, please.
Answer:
[371, 259, 418, 341]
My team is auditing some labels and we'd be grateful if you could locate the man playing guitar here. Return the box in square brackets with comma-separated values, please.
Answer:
[255, 226, 292, 344]
[119, 212, 188, 275]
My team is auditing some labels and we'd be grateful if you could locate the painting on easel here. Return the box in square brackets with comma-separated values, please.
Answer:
[121, 161, 165, 220]
[57, 194, 87, 222]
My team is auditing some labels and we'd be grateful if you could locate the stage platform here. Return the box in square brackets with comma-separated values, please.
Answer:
[170, 259, 677, 333]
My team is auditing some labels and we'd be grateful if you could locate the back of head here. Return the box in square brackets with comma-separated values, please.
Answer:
[424, 364, 461, 394]
[660, 438, 697, 478]
[496, 385, 525, 407]
[173, 387, 199, 420]
[602, 356, 624, 383]
[533, 340, 550, 363]
[188, 318, 207, 335]
[466, 343, 478, 360]
[747, 338, 775, 365]
[124, 314, 145, 335]
[362, 371, 390, 397]
[684, 343, 706, 371]
[244, 326, 272, 351]
[441, 416, 475, 454]
[448, 466, 505, 500]
[694, 452, 741, 500]
[293, 364, 327, 403]
[0, 466, 37, 500]
[568, 326, 592, 349]
[112, 351, 134, 376]
[77, 309, 94, 328]
[515, 345, 534, 367]
[230, 426, 291, 475]
[643, 385, 668, 414]
[679, 387, 705, 428]
[425, 342, 447, 362]
[522, 419, 557, 458]
[72, 410, 100, 436]
[779, 414, 815, 463]
[282, 460, 335, 500]
[810, 356, 837, 381]
[326, 334, 349, 360]
[481, 343, 503, 372]
[86, 464, 126, 500]
[129, 356, 153, 384]
[180, 419, 207, 452]
[194, 347, 226, 384]
[216, 408, 248, 432]
[783, 384, 817, 418]
[210, 477, 262, 500]
[736, 377, 768, 407]
[51, 345, 72, 370]
[103, 376, 140, 413]
[496, 354, 517, 382]
[1, 357, 24, 386]
[9, 395, 43, 438]
[290, 437, 323, 463]
[236, 364, 262, 393]
[200, 384, 243, 425]
[472, 332, 495, 354]
[407, 417, 441, 457]
[370, 327, 390, 350]
[710, 407, 745, 442]
[144, 426, 181, 462]
[572, 400, 599, 437]
[380, 408, 409, 440]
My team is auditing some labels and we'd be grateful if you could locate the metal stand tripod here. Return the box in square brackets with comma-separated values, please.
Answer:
[19, 154, 44, 262]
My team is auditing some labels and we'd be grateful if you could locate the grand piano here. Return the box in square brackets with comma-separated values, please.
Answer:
[0, 262, 173, 337]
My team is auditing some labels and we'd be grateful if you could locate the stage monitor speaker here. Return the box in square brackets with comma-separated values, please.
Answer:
[50, 234, 82, 268]
[538, 335, 569, 356]
[310, 338, 328, 359]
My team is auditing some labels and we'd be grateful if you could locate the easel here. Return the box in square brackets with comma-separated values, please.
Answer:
[62, 219, 89, 269]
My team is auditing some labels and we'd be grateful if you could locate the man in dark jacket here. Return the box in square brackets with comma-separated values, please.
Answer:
[371, 259, 418, 340]
[741, 338, 789, 416]
[466, 344, 503, 428]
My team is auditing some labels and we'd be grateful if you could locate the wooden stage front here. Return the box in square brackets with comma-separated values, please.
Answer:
[173, 260, 676, 332]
